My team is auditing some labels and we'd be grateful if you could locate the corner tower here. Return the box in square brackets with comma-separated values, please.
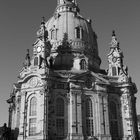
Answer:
[107, 31, 128, 77]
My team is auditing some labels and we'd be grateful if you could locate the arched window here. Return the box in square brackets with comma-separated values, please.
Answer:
[30, 97, 37, 116]
[75, 27, 83, 39]
[80, 59, 86, 70]
[109, 101, 119, 138]
[34, 57, 38, 66]
[86, 98, 94, 136]
[56, 97, 65, 137]
[112, 66, 117, 76]
[76, 27, 80, 39]
[29, 97, 37, 136]
[51, 30, 55, 39]
[51, 28, 58, 40]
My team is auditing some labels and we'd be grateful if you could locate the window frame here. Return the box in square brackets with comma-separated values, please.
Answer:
[29, 118, 37, 136]
[28, 96, 37, 136]
[29, 97, 37, 116]
[85, 98, 94, 136]
[109, 101, 119, 138]
[55, 97, 65, 137]
[34, 57, 38, 66]
[80, 59, 87, 70]
[75, 26, 83, 39]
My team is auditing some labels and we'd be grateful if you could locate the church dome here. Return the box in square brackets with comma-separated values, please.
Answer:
[37, 0, 101, 71]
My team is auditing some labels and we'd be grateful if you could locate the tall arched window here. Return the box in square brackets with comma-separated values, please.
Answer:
[51, 30, 55, 39]
[34, 57, 38, 66]
[30, 97, 37, 116]
[56, 98, 64, 117]
[56, 97, 65, 137]
[75, 27, 83, 39]
[29, 97, 37, 136]
[109, 101, 119, 138]
[80, 59, 86, 70]
[86, 98, 94, 136]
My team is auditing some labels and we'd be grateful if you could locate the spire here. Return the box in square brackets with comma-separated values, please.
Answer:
[112, 30, 116, 37]
[110, 30, 119, 48]
[37, 17, 48, 41]
[41, 16, 45, 25]
[41, 17, 48, 42]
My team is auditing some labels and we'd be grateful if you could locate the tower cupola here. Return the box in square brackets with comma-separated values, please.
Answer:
[107, 31, 128, 78]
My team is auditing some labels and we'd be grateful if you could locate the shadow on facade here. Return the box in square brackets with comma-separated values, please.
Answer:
[52, 33, 74, 71]
[0, 124, 19, 140]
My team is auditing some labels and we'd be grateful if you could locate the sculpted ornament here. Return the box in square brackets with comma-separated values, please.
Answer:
[29, 77, 38, 87]
[22, 77, 44, 89]
[121, 88, 130, 94]
[85, 79, 93, 89]
[70, 82, 81, 89]
[67, 92, 71, 103]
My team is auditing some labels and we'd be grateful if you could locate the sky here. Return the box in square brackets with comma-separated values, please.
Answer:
[0, 0, 140, 126]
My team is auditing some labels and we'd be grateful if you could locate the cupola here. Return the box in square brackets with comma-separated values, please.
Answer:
[33, 0, 101, 72]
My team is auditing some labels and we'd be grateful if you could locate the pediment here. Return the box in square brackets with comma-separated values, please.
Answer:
[70, 71, 110, 85]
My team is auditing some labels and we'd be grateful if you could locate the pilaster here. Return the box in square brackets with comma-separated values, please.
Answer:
[96, 84, 111, 140]
[67, 84, 84, 140]
[18, 91, 26, 140]
[120, 87, 136, 140]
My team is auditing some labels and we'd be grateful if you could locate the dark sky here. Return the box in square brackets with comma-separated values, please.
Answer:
[0, 0, 140, 126]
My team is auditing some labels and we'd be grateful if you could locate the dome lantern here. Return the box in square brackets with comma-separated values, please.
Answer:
[56, 0, 79, 14]
[57, 0, 77, 6]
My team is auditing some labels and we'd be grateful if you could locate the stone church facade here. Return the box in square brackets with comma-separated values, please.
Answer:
[7, 0, 139, 140]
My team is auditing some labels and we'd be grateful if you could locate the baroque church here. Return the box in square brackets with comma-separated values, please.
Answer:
[7, 0, 139, 140]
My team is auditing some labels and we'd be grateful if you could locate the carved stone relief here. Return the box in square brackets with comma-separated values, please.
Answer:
[70, 82, 81, 89]
[118, 73, 129, 83]
[85, 79, 93, 89]
[22, 77, 44, 89]
[121, 88, 130, 94]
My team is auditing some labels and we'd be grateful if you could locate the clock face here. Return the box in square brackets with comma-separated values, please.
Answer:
[37, 46, 42, 53]
[112, 57, 117, 63]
